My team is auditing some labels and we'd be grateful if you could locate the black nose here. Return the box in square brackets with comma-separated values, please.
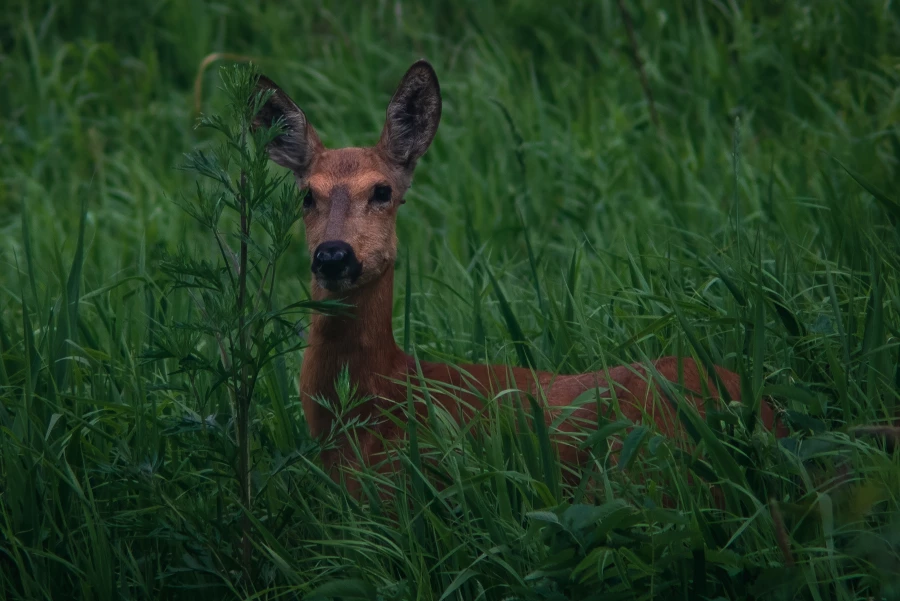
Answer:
[312, 240, 358, 280]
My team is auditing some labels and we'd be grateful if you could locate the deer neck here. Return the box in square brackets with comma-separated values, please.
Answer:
[301, 265, 405, 429]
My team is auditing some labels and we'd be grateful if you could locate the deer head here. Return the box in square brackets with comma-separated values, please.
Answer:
[252, 60, 442, 293]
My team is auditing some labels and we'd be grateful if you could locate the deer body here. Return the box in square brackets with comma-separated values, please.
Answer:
[253, 61, 783, 491]
[300, 263, 781, 490]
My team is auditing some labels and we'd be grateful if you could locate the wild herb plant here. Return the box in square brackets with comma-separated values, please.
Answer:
[149, 63, 335, 574]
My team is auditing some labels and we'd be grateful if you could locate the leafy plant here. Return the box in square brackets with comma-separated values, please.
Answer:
[149, 63, 335, 574]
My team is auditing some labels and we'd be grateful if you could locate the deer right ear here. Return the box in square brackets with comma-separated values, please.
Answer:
[251, 75, 322, 175]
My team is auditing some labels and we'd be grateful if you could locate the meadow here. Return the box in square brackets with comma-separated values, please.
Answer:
[2, 1, 900, 599]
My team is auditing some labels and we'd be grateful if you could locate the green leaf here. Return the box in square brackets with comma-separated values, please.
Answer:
[529, 394, 559, 499]
[306, 578, 377, 600]
[669, 301, 732, 404]
[526, 510, 560, 525]
[833, 156, 900, 224]
[485, 262, 536, 369]
[438, 569, 478, 601]
[580, 416, 631, 451]
[618, 425, 650, 472]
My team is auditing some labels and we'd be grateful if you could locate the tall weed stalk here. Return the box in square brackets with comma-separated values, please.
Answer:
[150, 64, 330, 575]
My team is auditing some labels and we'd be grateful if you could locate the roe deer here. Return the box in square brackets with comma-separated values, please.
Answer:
[251, 60, 786, 496]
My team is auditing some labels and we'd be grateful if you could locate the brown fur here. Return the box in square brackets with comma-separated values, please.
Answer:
[254, 61, 787, 497]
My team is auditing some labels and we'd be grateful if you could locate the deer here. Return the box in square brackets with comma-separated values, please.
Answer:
[250, 59, 788, 498]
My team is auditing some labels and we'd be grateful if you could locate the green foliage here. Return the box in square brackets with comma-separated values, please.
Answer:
[152, 62, 340, 574]
[1, 1, 900, 600]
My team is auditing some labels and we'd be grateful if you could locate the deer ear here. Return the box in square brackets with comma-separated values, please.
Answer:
[251, 75, 323, 175]
[378, 60, 442, 169]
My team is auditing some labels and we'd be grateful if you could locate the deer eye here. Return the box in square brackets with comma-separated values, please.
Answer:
[303, 190, 315, 209]
[371, 185, 392, 204]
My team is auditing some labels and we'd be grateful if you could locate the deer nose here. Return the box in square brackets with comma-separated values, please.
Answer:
[312, 240, 358, 280]
[315, 243, 347, 265]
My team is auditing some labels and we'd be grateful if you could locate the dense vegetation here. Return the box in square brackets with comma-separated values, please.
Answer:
[2, 1, 900, 599]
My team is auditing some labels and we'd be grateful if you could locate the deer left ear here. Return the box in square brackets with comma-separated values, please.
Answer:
[378, 60, 442, 169]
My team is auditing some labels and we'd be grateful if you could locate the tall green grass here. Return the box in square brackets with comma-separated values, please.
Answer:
[1, 1, 899, 599]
